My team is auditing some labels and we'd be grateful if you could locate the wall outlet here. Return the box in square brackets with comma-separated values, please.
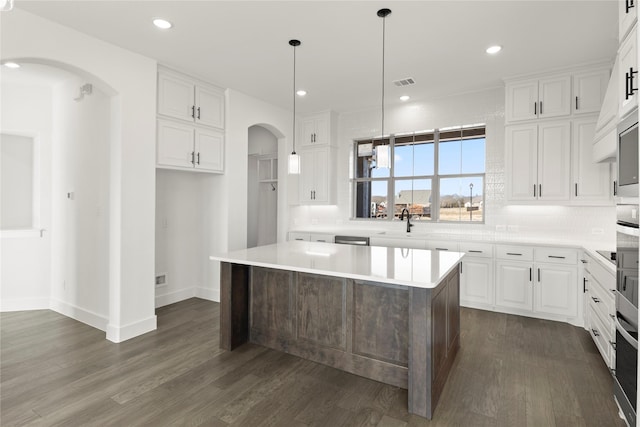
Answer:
[591, 228, 604, 235]
[155, 274, 167, 287]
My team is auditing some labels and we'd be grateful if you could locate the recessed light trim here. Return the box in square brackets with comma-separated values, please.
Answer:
[400, 95, 410, 102]
[3, 62, 20, 69]
[153, 18, 173, 29]
[296, 90, 307, 97]
[486, 45, 502, 54]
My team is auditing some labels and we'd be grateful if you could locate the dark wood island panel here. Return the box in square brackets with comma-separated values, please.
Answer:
[219, 262, 460, 420]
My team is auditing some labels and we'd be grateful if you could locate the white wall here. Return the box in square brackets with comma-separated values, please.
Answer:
[2, 9, 158, 342]
[0, 82, 52, 311]
[155, 169, 207, 307]
[49, 76, 110, 330]
[289, 87, 616, 246]
[1, 134, 35, 229]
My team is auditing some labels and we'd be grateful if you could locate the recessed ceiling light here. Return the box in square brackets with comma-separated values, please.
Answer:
[400, 95, 410, 102]
[3, 62, 20, 69]
[296, 90, 307, 97]
[153, 18, 173, 29]
[486, 45, 502, 54]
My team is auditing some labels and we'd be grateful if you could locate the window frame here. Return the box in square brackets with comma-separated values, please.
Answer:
[351, 125, 486, 224]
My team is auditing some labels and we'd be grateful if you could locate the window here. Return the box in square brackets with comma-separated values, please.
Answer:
[1, 133, 37, 230]
[353, 125, 485, 223]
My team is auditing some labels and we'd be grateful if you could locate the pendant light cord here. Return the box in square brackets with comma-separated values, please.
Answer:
[293, 43, 297, 154]
[381, 13, 386, 140]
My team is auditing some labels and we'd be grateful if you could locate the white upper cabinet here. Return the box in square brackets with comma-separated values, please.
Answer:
[619, 25, 638, 118]
[158, 68, 225, 130]
[194, 128, 224, 172]
[157, 119, 224, 173]
[299, 147, 335, 204]
[506, 122, 571, 202]
[572, 118, 612, 203]
[195, 86, 224, 129]
[298, 111, 336, 147]
[619, 0, 638, 43]
[573, 69, 610, 115]
[506, 75, 571, 123]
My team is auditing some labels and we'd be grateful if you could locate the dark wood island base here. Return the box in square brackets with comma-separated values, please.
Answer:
[219, 262, 461, 420]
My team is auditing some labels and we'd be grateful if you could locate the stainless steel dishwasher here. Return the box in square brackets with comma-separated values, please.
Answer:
[334, 235, 370, 246]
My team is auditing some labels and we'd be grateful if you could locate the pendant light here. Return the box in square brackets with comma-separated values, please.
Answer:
[375, 8, 391, 169]
[288, 39, 301, 175]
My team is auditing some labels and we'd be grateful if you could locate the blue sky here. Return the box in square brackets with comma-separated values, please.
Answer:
[370, 138, 485, 199]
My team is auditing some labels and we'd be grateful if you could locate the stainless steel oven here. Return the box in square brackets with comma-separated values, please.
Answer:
[615, 203, 639, 426]
[617, 113, 639, 198]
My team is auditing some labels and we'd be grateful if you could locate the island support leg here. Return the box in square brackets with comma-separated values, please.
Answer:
[220, 262, 250, 351]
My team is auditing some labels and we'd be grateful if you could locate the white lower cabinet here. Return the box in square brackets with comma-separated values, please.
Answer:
[495, 245, 579, 323]
[460, 257, 494, 307]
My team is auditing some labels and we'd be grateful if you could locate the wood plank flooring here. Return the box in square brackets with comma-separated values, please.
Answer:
[1, 298, 626, 426]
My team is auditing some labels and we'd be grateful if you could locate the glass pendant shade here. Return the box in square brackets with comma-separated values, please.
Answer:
[288, 152, 301, 174]
[375, 144, 390, 169]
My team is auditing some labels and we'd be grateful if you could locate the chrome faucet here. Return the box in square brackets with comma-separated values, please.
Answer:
[400, 208, 414, 233]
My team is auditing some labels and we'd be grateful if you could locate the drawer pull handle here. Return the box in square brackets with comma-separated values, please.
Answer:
[580, 259, 588, 264]
[468, 250, 482, 253]
[435, 248, 448, 251]
[610, 289, 616, 294]
[548, 255, 566, 259]
[506, 252, 522, 256]
[610, 314, 616, 319]
[295, 238, 305, 241]
[592, 329, 600, 337]
[592, 297, 601, 303]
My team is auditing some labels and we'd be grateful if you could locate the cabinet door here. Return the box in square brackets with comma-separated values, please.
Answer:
[195, 86, 224, 129]
[158, 73, 195, 123]
[619, 0, 637, 42]
[619, 26, 638, 118]
[460, 257, 494, 306]
[157, 120, 195, 169]
[312, 148, 329, 202]
[300, 118, 317, 147]
[299, 150, 315, 203]
[194, 128, 224, 173]
[573, 69, 609, 115]
[538, 75, 571, 119]
[505, 124, 538, 201]
[506, 80, 538, 122]
[534, 264, 577, 317]
[537, 121, 571, 201]
[495, 261, 533, 311]
[313, 115, 330, 145]
[572, 118, 611, 202]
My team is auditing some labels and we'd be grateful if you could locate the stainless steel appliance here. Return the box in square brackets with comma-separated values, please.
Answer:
[615, 203, 639, 426]
[617, 113, 639, 198]
[334, 235, 370, 246]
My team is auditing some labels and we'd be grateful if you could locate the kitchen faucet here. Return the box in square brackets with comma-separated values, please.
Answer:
[400, 208, 414, 233]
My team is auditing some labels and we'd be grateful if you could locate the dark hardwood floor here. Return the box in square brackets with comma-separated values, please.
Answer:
[1, 298, 625, 426]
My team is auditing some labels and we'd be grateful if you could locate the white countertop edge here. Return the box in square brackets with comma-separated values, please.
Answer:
[582, 247, 617, 275]
[209, 250, 465, 289]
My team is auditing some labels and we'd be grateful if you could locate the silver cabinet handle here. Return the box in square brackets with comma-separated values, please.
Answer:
[591, 329, 600, 337]
[592, 297, 601, 303]
[435, 248, 449, 251]
[548, 255, 566, 259]
[539, 101, 543, 114]
[191, 151, 195, 165]
[468, 250, 482, 253]
[575, 96, 579, 110]
[533, 184, 537, 197]
[507, 252, 522, 256]
[529, 268, 532, 282]
[534, 102, 537, 115]
[539, 184, 542, 198]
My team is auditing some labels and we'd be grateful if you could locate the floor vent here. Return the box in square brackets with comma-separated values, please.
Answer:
[393, 77, 415, 87]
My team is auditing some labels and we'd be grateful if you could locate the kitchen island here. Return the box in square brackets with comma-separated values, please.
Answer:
[210, 241, 464, 419]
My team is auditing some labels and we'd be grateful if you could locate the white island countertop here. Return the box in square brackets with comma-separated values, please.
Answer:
[210, 241, 464, 289]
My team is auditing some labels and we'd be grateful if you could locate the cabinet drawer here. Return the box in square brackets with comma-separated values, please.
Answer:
[496, 245, 534, 261]
[288, 232, 310, 242]
[588, 272, 616, 329]
[588, 303, 615, 369]
[426, 240, 459, 252]
[534, 247, 578, 265]
[309, 233, 334, 243]
[458, 242, 493, 258]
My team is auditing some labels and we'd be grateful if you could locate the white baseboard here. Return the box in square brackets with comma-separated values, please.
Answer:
[196, 286, 219, 302]
[1, 297, 50, 312]
[155, 287, 196, 308]
[49, 298, 108, 331]
[106, 315, 157, 343]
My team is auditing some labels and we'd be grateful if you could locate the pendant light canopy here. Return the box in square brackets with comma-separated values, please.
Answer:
[288, 39, 301, 175]
[375, 8, 391, 169]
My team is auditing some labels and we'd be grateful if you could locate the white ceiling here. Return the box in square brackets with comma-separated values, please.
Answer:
[14, 1, 619, 114]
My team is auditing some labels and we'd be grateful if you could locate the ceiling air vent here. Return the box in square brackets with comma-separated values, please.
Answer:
[393, 77, 416, 87]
